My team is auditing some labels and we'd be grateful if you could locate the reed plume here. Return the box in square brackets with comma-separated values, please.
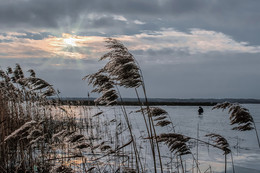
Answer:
[83, 72, 118, 106]
[11, 64, 24, 83]
[100, 38, 142, 88]
[4, 120, 37, 142]
[213, 102, 254, 131]
[150, 107, 168, 117]
[157, 133, 191, 156]
[206, 133, 231, 173]
[27, 69, 36, 77]
[213, 102, 260, 148]
[137, 107, 172, 127]
[84, 38, 147, 172]
[83, 38, 168, 172]
[205, 133, 231, 155]
[0, 64, 59, 172]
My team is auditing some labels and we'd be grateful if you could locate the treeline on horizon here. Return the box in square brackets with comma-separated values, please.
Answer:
[49, 97, 260, 106]
[1, 38, 260, 172]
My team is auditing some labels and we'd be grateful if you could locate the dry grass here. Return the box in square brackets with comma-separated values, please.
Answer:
[1, 40, 258, 173]
[213, 102, 260, 148]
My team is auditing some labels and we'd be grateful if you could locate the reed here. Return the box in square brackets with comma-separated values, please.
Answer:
[0, 64, 56, 172]
[0, 65, 87, 172]
[213, 102, 260, 148]
[205, 133, 231, 173]
[1, 63, 151, 172]
[83, 38, 248, 172]
[1, 42, 258, 172]
[84, 38, 171, 172]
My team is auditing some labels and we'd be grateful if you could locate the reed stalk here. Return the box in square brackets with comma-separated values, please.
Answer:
[135, 88, 157, 172]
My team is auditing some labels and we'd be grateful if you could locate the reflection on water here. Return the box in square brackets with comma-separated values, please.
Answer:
[49, 104, 260, 172]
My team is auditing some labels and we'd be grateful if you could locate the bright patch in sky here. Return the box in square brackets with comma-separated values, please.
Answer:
[62, 34, 77, 46]
[1, 29, 260, 60]
[63, 37, 77, 46]
[1, 0, 260, 99]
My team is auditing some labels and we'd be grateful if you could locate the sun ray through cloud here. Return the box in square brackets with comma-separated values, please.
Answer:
[1, 2, 260, 171]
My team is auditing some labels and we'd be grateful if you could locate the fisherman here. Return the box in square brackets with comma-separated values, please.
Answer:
[198, 106, 204, 115]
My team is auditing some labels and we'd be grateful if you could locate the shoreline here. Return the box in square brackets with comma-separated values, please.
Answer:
[49, 98, 260, 106]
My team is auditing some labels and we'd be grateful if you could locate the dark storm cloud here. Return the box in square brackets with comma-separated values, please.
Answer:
[0, 0, 254, 22]
[1, 0, 260, 43]
[0, 39, 13, 43]
[1, 0, 260, 99]
[15, 32, 53, 40]
[90, 16, 127, 28]
[0, 31, 52, 41]
[0, 0, 85, 28]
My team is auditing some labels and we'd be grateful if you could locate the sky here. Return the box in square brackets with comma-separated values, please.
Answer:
[0, 0, 260, 99]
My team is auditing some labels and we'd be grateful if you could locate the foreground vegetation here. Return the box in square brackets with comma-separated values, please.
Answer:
[0, 39, 259, 172]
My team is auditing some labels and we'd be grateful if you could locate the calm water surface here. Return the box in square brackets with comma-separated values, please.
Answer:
[71, 104, 260, 172]
[100, 104, 260, 172]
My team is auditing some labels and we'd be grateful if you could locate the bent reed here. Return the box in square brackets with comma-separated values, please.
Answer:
[0, 40, 259, 173]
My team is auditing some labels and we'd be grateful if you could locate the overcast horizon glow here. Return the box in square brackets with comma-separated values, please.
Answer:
[1, 0, 260, 99]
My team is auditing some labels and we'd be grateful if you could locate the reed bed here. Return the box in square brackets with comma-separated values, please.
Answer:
[1, 40, 259, 173]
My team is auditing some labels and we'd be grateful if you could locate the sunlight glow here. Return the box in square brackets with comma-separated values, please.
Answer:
[63, 37, 77, 46]
[1, 29, 260, 61]
[62, 33, 78, 47]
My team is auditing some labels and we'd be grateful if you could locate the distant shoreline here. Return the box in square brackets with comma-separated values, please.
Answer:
[49, 97, 260, 106]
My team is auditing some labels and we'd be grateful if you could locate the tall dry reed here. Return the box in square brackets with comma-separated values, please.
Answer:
[213, 102, 260, 148]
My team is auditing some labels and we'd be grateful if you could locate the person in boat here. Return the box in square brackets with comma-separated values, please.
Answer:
[198, 106, 204, 115]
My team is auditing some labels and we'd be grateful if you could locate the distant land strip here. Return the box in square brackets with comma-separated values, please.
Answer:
[49, 98, 260, 106]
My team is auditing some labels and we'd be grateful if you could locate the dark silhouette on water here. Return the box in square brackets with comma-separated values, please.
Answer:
[198, 106, 204, 115]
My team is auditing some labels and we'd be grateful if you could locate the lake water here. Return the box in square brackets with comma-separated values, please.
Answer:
[67, 104, 260, 172]
[94, 104, 259, 172]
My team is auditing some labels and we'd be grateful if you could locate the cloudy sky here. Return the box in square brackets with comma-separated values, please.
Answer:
[0, 0, 260, 99]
